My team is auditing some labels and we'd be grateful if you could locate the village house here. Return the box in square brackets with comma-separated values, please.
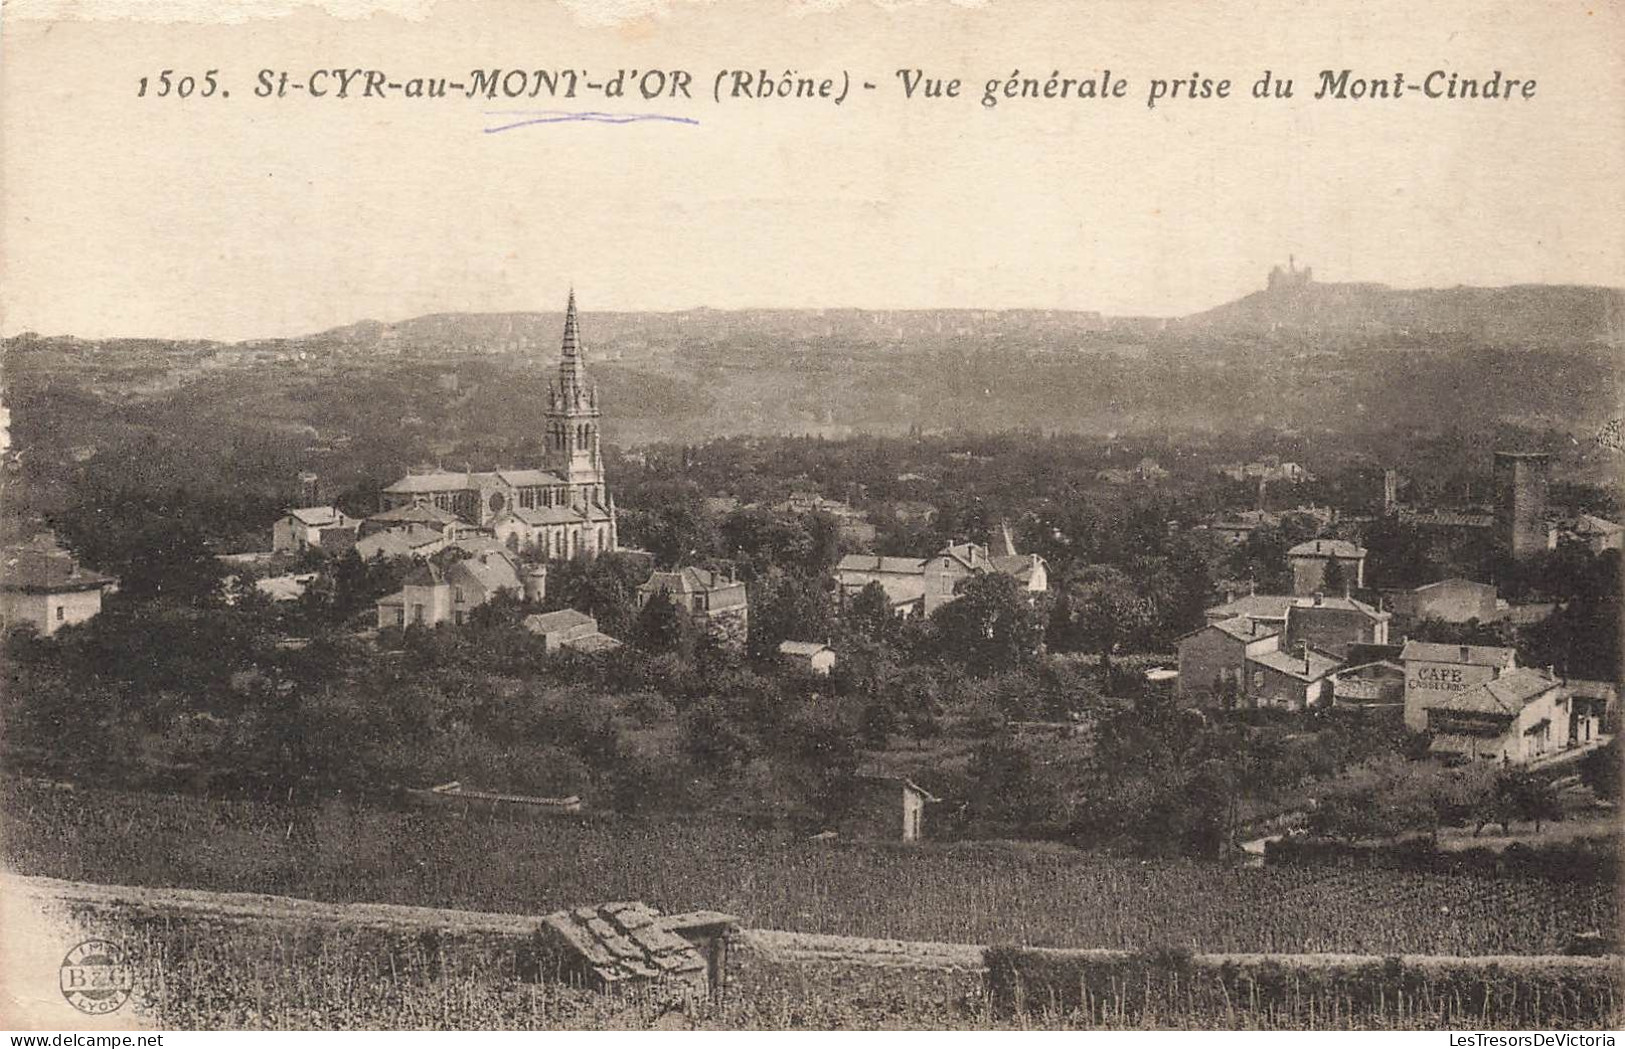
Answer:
[1176, 616, 1283, 705]
[271, 506, 359, 555]
[523, 608, 622, 654]
[1385, 577, 1500, 625]
[0, 537, 117, 637]
[1425, 666, 1568, 764]
[836, 526, 1048, 619]
[636, 565, 750, 650]
[834, 555, 933, 616]
[1246, 642, 1342, 710]
[778, 639, 836, 675]
[358, 503, 482, 543]
[376, 549, 523, 628]
[1281, 592, 1390, 659]
[353, 524, 447, 562]
[1399, 640, 1518, 731]
[1286, 538, 1366, 596]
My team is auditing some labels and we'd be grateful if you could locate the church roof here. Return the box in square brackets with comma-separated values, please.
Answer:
[384, 472, 477, 495]
[496, 469, 564, 488]
[505, 505, 587, 526]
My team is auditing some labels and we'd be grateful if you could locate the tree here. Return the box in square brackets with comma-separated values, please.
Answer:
[1579, 739, 1620, 801]
[634, 589, 686, 654]
[843, 581, 895, 642]
[1063, 564, 1153, 677]
[929, 572, 1043, 675]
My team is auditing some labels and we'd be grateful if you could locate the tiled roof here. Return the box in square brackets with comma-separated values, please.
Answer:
[779, 640, 832, 657]
[1399, 508, 1496, 529]
[1431, 666, 1560, 717]
[0, 547, 115, 592]
[447, 555, 521, 595]
[1288, 539, 1366, 558]
[1399, 640, 1517, 667]
[1412, 577, 1494, 593]
[368, 503, 461, 526]
[525, 609, 597, 634]
[1288, 595, 1389, 621]
[355, 525, 443, 560]
[539, 902, 721, 986]
[1206, 593, 1296, 620]
[1249, 647, 1342, 682]
[640, 566, 739, 595]
[286, 506, 347, 527]
[990, 553, 1043, 582]
[1205, 617, 1281, 643]
[837, 554, 927, 575]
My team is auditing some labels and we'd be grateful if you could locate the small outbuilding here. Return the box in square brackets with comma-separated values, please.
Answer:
[778, 639, 837, 675]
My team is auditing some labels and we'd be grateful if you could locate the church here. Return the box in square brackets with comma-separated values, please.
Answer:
[379, 292, 619, 561]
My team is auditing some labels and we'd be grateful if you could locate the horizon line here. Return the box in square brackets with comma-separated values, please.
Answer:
[5, 276, 1622, 345]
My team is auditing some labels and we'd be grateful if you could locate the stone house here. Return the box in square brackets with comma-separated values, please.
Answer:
[0, 538, 117, 637]
[637, 566, 750, 650]
[1286, 538, 1366, 596]
[376, 549, 523, 628]
[1425, 667, 1568, 764]
[1385, 577, 1500, 625]
[1282, 593, 1390, 659]
[1399, 640, 1518, 731]
[272, 506, 359, 554]
[523, 608, 621, 654]
[1246, 643, 1342, 710]
[1176, 617, 1283, 705]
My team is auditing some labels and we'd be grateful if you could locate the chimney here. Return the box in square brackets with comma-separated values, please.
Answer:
[1299, 641, 1310, 675]
[1249, 581, 1257, 596]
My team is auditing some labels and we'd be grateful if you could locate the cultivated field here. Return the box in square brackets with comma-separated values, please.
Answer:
[4, 780, 1616, 957]
[12, 876, 1619, 1030]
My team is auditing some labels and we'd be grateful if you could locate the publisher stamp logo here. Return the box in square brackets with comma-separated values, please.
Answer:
[59, 939, 133, 1015]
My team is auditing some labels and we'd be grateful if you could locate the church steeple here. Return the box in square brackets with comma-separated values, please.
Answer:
[560, 288, 585, 369]
[544, 289, 604, 490]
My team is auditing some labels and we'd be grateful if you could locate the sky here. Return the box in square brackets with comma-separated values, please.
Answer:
[2, 0, 1622, 341]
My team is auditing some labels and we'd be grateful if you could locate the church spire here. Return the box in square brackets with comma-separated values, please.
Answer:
[561, 288, 584, 365]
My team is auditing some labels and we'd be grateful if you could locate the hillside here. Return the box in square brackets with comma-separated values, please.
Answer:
[1179, 281, 1624, 345]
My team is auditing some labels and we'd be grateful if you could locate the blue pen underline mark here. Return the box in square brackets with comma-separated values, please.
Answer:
[484, 110, 700, 132]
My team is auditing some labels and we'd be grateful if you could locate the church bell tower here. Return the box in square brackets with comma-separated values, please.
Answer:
[544, 290, 605, 498]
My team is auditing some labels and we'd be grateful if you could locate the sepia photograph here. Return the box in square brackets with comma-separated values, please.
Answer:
[0, 0, 1621, 1035]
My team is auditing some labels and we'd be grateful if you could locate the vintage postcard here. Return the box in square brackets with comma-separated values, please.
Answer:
[1, 0, 1621, 1035]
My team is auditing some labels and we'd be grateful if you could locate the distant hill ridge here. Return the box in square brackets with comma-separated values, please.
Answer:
[1176, 280, 1624, 344]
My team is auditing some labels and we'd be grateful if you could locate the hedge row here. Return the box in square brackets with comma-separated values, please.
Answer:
[1264, 834, 1620, 884]
[983, 946, 1621, 1028]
